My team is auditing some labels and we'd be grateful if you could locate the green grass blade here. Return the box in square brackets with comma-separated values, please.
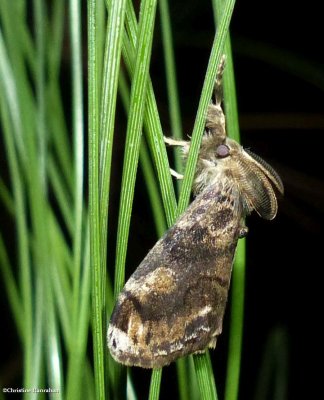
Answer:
[221, 39, 240, 142]
[2, 2, 95, 399]
[0, 27, 34, 393]
[224, 239, 245, 400]
[65, 0, 88, 398]
[0, 233, 23, 339]
[158, 1, 190, 395]
[193, 353, 218, 400]
[97, 1, 127, 390]
[0, 177, 15, 215]
[123, 0, 178, 226]
[140, 139, 168, 237]
[44, 254, 64, 399]
[148, 369, 162, 400]
[48, 214, 73, 345]
[171, 0, 237, 397]
[176, 359, 191, 400]
[127, 369, 138, 400]
[212, 2, 245, 399]
[118, 69, 167, 238]
[114, 0, 158, 297]
[143, 82, 178, 226]
[88, 0, 105, 397]
[177, 0, 237, 215]
[48, 157, 74, 235]
[70, 0, 84, 311]
[159, 0, 183, 192]
[99, 0, 126, 279]
[47, 0, 74, 195]
[33, 0, 47, 185]
[113, 0, 158, 396]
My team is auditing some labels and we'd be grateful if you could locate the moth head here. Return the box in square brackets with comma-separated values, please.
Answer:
[195, 137, 284, 220]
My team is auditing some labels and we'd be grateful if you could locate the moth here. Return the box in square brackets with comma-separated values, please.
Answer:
[108, 59, 284, 368]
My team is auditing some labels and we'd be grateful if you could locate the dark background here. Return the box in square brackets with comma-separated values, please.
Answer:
[122, 1, 324, 399]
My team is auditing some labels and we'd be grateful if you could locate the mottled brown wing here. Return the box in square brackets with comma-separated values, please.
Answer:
[108, 183, 243, 368]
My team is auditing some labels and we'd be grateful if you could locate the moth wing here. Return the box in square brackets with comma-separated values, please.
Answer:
[108, 185, 242, 368]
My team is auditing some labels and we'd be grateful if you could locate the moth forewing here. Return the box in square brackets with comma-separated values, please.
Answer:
[108, 182, 243, 368]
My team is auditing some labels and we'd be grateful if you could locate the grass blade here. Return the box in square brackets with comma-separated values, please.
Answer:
[173, 0, 237, 397]
[212, 2, 246, 399]
[148, 369, 162, 400]
[177, 0, 237, 215]
[159, 0, 183, 193]
[123, 0, 178, 226]
[88, 0, 105, 397]
[193, 353, 218, 400]
[99, 0, 127, 278]
[65, 0, 88, 398]
[0, 25, 34, 395]
[224, 239, 246, 400]
[114, 0, 158, 301]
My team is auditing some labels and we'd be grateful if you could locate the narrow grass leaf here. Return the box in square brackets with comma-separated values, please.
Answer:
[224, 238, 245, 400]
[0, 29, 34, 393]
[212, 2, 246, 399]
[176, 359, 191, 400]
[114, 0, 158, 298]
[0, 234, 23, 339]
[171, 0, 237, 397]
[177, 0, 237, 215]
[96, 1, 127, 388]
[65, 0, 89, 398]
[148, 369, 162, 400]
[118, 69, 167, 238]
[88, 0, 106, 397]
[193, 353, 218, 400]
[99, 0, 127, 278]
[159, 0, 183, 193]
[123, 0, 178, 226]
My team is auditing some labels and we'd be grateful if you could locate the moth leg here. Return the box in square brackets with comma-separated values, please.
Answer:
[164, 136, 190, 174]
[170, 168, 184, 180]
[208, 337, 217, 349]
[164, 136, 189, 147]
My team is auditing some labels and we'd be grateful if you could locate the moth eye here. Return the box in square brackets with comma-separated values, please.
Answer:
[216, 144, 230, 158]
